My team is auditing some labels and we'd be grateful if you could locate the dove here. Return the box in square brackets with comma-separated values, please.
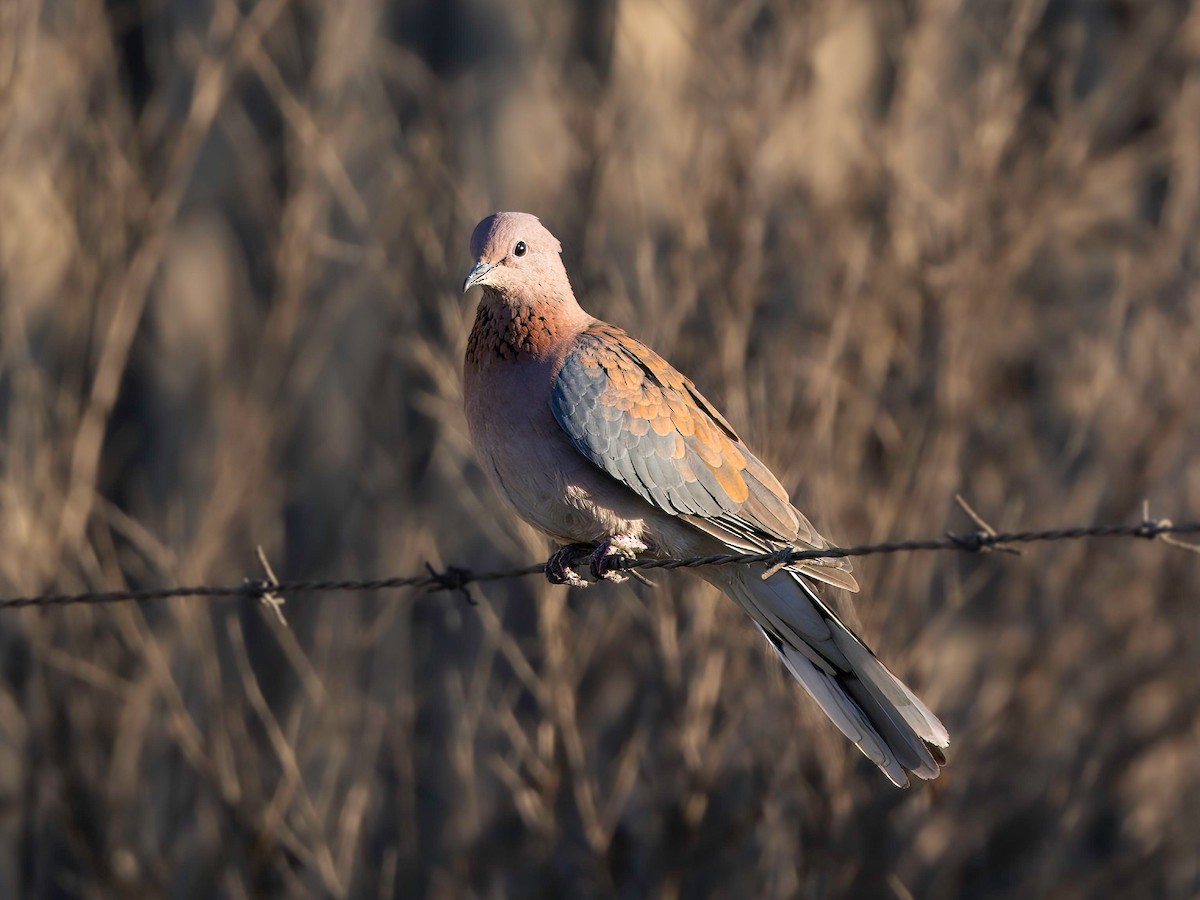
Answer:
[461, 212, 948, 786]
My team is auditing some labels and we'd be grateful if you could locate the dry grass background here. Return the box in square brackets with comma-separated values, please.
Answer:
[1, 0, 1199, 897]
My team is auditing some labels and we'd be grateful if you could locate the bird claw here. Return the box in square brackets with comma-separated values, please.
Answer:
[545, 543, 593, 588]
[545, 536, 650, 587]
[589, 536, 649, 583]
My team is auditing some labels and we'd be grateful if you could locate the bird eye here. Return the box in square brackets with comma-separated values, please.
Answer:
[513, 241, 527, 257]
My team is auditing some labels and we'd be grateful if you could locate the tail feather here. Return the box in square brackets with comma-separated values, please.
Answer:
[763, 627, 911, 786]
[841, 676, 942, 781]
[717, 565, 948, 787]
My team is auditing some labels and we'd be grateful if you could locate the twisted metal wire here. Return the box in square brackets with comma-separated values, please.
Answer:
[1, 517, 1196, 611]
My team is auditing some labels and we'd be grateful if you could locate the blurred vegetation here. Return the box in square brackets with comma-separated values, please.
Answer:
[1, 0, 1199, 897]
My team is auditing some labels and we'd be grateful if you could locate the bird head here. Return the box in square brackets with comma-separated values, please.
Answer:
[462, 212, 567, 298]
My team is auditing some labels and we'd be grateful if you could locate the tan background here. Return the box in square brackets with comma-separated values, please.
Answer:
[1, 0, 1198, 896]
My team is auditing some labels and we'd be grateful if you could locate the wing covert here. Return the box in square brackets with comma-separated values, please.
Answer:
[551, 322, 800, 539]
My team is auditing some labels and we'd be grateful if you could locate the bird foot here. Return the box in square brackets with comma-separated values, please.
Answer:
[589, 535, 649, 583]
[545, 536, 650, 587]
[545, 543, 594, 588]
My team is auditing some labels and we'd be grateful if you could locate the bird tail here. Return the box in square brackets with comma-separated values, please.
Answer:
[714, 565, 949, 787]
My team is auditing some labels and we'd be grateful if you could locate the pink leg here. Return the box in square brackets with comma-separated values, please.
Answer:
[544, 543, 593, 588]
[589, 535, 649, 582]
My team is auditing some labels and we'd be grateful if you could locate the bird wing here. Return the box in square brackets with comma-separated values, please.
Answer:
[550, 321, 856, 590]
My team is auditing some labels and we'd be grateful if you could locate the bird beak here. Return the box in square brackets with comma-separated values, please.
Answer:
[462, 260, 498, 293]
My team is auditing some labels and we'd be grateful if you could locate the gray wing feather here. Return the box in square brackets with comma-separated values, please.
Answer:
[552, 338, 737, 520]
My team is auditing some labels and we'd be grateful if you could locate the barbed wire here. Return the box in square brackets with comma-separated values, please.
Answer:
[1, 512, 1197, 615]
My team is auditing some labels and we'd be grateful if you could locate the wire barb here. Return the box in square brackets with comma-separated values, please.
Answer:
[254, 545, 288, 625]
[1, 514, 1198, 611]
[1140, 500, 1200, 555]
[424, 563, 477, 605]
[760, 547, 797, 580]
[944, 530, 991, 552]
[953, 494, 1021, 555]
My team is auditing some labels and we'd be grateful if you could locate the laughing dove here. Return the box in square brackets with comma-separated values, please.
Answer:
[462, 212, 948, 786]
